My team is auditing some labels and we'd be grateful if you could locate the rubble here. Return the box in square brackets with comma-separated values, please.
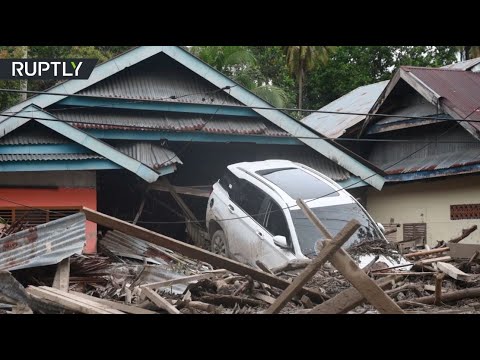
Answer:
[2, 206, 480, 315]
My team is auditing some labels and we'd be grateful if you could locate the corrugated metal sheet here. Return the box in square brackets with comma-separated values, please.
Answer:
[114, 142, 182, 169]
[52, 108, 290, 136]
[0, 130, 68, 145]
[78, 53, 242, 106]
[100, 230, 173, 266]
[403, 67, 480, 125]
[378, 148, 480, 175]
[0, 212, 86, 271]
[0, 153, 103, 162]
[441, 57, 480, 71]
[254, 146, 351, 181]
[301, 81, 389, 138]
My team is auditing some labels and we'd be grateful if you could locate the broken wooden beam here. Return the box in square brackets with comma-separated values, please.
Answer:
[27, 286, 124, 314]
[52, 257, 70, 292]
[436, 262, 473, 282]
[70, 291, 158, 314]
[309, 275, 402, 314]
[265, 216, 360, 314]
[199, 294, 265, 308]
[142, 287, 181, 314]
[397, 287, 480, 308]
[449, 225, 478, 244]
[415, 256, 452, 266]
[434, 272, 445, 305]
[403, 247, 449, 259]
[139, 269, 228, 290]
[81, 207, 324, 302]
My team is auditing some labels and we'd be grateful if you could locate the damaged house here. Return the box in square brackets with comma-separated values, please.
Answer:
[302, 57, 480, 248]
[0, 46, 385, 254]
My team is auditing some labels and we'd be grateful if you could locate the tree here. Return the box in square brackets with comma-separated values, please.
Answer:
[190, 46, 289, 107]
[304, 46, 458, 111]
[458, 46, 480, 60]
[283, 46, 333, 109]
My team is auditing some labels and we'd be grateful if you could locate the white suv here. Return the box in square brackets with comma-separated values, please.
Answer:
[206, 160, 394, 270]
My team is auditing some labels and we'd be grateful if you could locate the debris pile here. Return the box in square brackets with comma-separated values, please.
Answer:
[1, 208, 480, 315]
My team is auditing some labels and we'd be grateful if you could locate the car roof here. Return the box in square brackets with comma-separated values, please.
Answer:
[228, 159, 299, 173]
[227, 160, 351, 207]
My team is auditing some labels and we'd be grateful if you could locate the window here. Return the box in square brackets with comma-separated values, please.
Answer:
[257, 167, 339, 200]
[451, 204, 480, 220]
[219, 169, 240, 199]
[235, 182, 266, 223]
[264, 199, 291, 247]
[0, 207, 80, 227]
[403, 223, 426, 243]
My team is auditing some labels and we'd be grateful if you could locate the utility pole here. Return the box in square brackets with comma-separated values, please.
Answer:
[19, 46, 28, 102]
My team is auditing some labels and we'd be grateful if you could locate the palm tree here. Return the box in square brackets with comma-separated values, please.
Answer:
[283, 46, 333, 109]
[190, 46, 289, 107]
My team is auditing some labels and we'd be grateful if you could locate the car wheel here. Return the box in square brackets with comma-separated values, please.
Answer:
[211, 229, 229, 256]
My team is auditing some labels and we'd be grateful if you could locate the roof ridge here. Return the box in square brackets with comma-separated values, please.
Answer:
[401, 65, 479, 73]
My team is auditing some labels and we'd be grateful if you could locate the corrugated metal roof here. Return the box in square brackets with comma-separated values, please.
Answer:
[441, 57, 480, 71]
[100, 230, 174, 266]
[378, 148, 480, 177]
[254, 146, 351, 181]
[301, 81, 389, 138]
[114, 142, 182, 169]
[403, 67, 480, 126]
[52, 108, 290, 136]
[0, 153, 103, 162]
[78, 53, 242, 106]
[0, 129, 68, 145]
[0, 212, 86, 271]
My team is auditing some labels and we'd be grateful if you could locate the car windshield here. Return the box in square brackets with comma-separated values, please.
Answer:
[256, 167, 339, 199]
[290, 203, 384, 257]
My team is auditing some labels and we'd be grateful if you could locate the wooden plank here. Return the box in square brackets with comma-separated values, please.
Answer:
[403, 247, 449, 259]
[38, 286, 124, 314]
[447, 242, 480, 261]
[436, 262, 472, 282]
[140, 269, 228, 289]
[309, 275, 401, 314]
[296, 198, 331, 239]
[416, 256, 452, 265]
[142, 287, 181, 314]
[149, 183, 211, 198]
[265, 217, 360, 314]
[52, 257, 70, 292]
[372, 272, 436, 276]
[27, 287, 114, 314]
[329, 249, 405, 314]
[70, 291, 159, 314]
[133, 191, 148, 225]
[81, 207, 324, 302]
[397, 287, 480, 308]
[157, 177, 198, 221]
[253, 293, 276, 305]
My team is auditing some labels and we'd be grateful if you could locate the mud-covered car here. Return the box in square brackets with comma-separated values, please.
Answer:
[206, 160, 406, 270]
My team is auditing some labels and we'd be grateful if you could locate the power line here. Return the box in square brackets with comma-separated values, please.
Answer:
[1, 86, 479, 123]
[0, 111, 479, 145]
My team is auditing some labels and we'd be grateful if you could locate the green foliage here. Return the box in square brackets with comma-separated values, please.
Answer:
[304, 46, 458, 110]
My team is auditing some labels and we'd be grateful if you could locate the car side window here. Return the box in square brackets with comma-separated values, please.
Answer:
[235, 181, 266, 223]
[219, 169, 241, 201]
[264, 199, 291, 248]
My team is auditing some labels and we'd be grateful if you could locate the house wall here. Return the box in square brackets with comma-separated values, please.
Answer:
[366, 175, 480, 245]
[0, 171, 97, 253]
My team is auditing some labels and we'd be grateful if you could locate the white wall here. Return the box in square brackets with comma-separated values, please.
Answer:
[366, 174, 480, 245]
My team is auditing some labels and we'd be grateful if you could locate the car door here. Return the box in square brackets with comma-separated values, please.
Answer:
[250, 196, 293, 269]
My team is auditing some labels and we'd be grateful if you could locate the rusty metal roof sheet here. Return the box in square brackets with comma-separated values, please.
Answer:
[441, 57, 480, 71]
[0, 153, 103, 162]
[0, 212, 86, 271]
[301, 81, 389, 138]
[78, 53, 242, 106]
[377, 148, 480, 179]
[114, 142, 182, 169]
[51, 108, 290, 136]
[402, 67, 480, 125]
